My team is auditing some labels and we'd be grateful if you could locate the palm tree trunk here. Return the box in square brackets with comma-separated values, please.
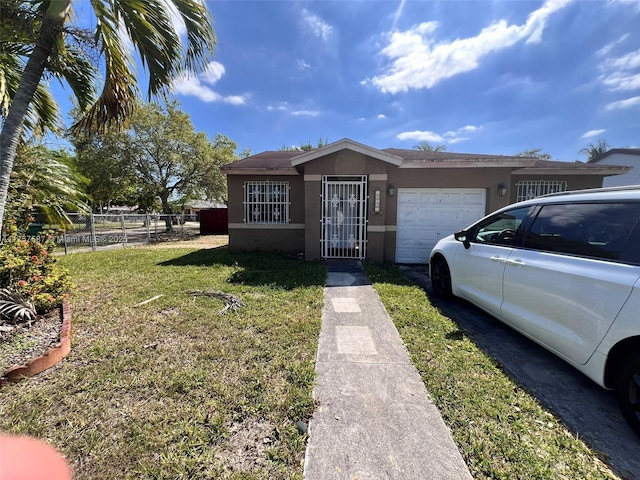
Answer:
[0, 2, 69, 234]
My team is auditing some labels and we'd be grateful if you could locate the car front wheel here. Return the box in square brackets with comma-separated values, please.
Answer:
[614, 352, 640, 437]
[431, 256, 452, 297]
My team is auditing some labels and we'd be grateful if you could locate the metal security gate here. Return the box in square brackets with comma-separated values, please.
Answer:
[321, 176, 367, 259]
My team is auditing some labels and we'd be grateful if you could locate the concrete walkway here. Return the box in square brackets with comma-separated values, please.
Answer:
[304, 261, 472, 480]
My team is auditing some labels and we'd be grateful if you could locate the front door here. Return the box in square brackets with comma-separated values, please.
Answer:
[321, 176, 367, 259]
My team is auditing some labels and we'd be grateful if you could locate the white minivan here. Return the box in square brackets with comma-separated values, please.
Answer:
[429, 186, 640, 436]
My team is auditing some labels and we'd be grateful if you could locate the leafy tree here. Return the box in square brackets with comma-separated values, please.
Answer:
[579, 140, 610, 162]
[71, 127, 140, 212]
[279, 138, 329, 151]
[75, 101, 237, 229]
[6, 144, 89, 232]
[516, 149, 552, 160]
[0, 0, 217, 234]
[414, 141, 447, 152]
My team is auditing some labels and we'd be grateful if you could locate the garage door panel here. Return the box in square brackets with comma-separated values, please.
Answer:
[396, 188, 486, 263]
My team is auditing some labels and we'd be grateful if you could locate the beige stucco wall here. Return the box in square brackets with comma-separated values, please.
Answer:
[227, 174, 305, 254]
[301, 151, 392, 261]
[225, 152, 608, 262]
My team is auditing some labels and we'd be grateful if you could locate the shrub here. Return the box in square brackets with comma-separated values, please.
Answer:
[0, 232, 74, 315]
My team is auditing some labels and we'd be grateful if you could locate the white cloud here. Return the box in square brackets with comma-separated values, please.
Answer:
[297, 59, 311, 70]
[266, 103, 318, 117]
[599, 48, 640, 93]
[608, 0, 640, 11]
[396, 125, 482, 144]
[378, 114, 387, 119]
[581, 129, 606, 139]
[601, 72, 640, 91]
[605, 95, 640, 111]
[607, 49, 640, 70]
[291, 110, 320, 117]
[200, 62, 226, 85]
[301, 9, 333, 42]
[596, 34, 630, 57]
[391, 0, 407, 31]
[367, 0, 572, 93]
[397, 130, 444, 142]
[170, 62, 247, 105]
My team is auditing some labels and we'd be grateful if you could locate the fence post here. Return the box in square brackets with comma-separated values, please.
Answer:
[180, 214, 185, 240]
[120, 214, 128, 247]
[63, 231, 68, 255]
[146, 215, 151, 245]
[90, 213, 97, 251]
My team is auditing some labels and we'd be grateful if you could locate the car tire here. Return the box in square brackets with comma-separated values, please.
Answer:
[614, 351, 640, 438]
[431, 256, 453, 297]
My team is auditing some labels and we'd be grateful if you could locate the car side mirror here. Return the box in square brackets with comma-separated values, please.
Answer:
[454, 230, 471, 249]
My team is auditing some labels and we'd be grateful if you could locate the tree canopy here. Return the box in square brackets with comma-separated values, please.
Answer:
[515, 149, 552, 160]
[279, 139, 329, 151]
[0, 0, 217, 233]
[414, 141, 447, 152]
[579, 140, 610, 162]
[73, 102, 237, 218]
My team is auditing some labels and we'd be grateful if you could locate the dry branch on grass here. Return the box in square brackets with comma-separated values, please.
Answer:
[186, 290, 245, 314]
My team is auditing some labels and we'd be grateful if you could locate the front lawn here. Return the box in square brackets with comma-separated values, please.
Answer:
[364, 263, 619, 480]
[0, 245, 325, 479]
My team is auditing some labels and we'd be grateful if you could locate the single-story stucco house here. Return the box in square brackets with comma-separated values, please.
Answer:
[220, 138, 630, 263]
[588, 148, 640, 187]
[181, 200, 226, 219]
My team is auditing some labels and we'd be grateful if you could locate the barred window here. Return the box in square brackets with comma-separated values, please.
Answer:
[516, 180, 567, 202]
[244, 181, 290, 224]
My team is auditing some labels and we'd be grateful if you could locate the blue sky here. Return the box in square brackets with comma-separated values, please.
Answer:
[63, 0, 640, 161]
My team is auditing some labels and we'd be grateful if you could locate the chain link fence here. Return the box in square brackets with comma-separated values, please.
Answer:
[27, 213, 201, 253]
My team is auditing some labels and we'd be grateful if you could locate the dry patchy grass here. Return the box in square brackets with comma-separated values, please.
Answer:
[0, 245, 324, 479]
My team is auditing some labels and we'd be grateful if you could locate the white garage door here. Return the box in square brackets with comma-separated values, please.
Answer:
[396, 188, 486, 263]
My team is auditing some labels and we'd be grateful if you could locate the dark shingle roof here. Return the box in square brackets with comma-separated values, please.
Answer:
[220, 151, 300, 174]
[382, 148, 533, 164]
[220, 142, 630, 175]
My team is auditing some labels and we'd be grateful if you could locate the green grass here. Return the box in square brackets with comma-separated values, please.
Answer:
[363, 262, 619, 480]
[0, 246, 325, 479]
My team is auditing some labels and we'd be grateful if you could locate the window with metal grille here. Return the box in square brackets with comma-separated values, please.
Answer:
[244, 181, 289, 224]
[516, 180, 567, 202]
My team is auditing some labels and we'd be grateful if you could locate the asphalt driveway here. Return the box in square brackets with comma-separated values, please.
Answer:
[401, 265, 640, 480]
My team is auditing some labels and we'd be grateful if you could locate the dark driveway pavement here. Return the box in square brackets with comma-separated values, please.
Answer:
[400, 265, 640, 480]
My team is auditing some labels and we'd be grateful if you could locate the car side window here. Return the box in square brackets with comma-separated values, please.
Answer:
[471, 207, 532, 246]
[523, 202, 640, 262]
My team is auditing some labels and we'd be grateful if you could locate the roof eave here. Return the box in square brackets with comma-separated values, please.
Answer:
[221, 168, 300, 176]
[513, 167, 632, 176]
[290, 138, 404, 167]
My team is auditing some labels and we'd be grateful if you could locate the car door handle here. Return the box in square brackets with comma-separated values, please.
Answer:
[505, 259, 526, 267]
[490, 256, 508, 263]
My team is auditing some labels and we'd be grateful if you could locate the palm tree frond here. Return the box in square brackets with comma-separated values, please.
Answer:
[0, 288, 37, 325]
[48, 43, 98, 112]
[168, 0, 217, 74]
